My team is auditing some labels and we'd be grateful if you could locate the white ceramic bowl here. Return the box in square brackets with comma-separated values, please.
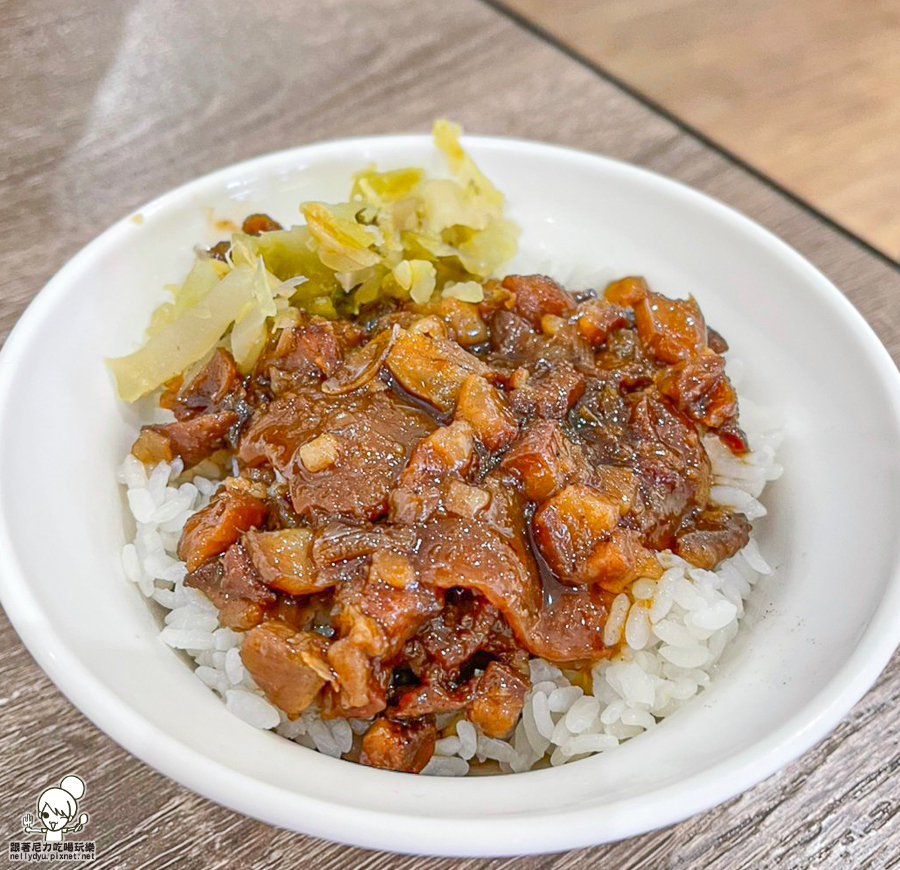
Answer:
[2, 135, 900, 857]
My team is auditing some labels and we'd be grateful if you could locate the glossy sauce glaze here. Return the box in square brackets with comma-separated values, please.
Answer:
[132, 267, 749, 772]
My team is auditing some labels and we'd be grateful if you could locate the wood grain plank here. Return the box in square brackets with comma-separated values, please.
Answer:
[1, 0, 900, 868]
[497, 0, 900, 258]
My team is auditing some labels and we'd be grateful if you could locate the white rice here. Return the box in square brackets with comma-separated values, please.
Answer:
[119, 377, 782, 775]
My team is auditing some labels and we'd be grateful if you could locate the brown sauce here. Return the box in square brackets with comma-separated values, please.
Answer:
[135, 269, 750, 772]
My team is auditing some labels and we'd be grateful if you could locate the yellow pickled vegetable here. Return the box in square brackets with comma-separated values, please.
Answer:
[301, 202, 382, 273]
[392, 260, 437, 305]
[110, 119, 519, 402]
[433, 118, 503, 212]
[109, 265, 258, 402]
[442, 280, 485, 303]
[351, 167, 424, 204]
[146, 258, 228, 337]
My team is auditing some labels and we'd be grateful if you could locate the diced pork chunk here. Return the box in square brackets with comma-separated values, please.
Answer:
[435, 298, 488, 347]
[509, 361, 586, 419]
[238, 389, 434, 521]
[348, 574, 444, 660]
[442, 480, 491, 520]
[406, 421, 476, 479]
[576, 301, 630, 347]
[132, 410, 238, 467]
[674, 509, 751, 570]
[467, 662, 528, 738]
[207, 240, 231, 261]
[604, 276, 649, 307]
[325, 575, 443, 718]
[717, 419, 750, 455]
[240, 621, 331, 717]
[241, 213, 283, 235]
[391, 681, 474, 719]
[626, 392, 712, 549]
[527, 590, 611, 661]
[414, 518, 541, 653]
[390, 421, 476, 523]
[633, 292, 707, 364]
[243, 527, 336, 595]
[385, 329, 489, 413]
[267, 320, 343, 381]
[175, 348, 238, 416]
[221, 543, 277, 603]
[418, 592, 500, 673]
[707, 326, 728, 354]
[184, 555, 269, 631]
[369, 549, 417, 589]
[325, 618, 388, 719]
[454, 375, 518, 450]
[129, 429, 174, 465]
[489, 310, 537, 358]
[297, 433, 341, 472]
[502, 274, 575, 328]
[358, 717, 436, 773]
[657, 347, 738, 429]
[500, 421, 587, 501]
[591, 465, 639, 514]
[581, 528, 662, 593]
[177, 484, 268, 571]
[532, 484, 621, 585]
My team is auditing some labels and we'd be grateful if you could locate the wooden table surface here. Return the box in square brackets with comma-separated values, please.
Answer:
[497, 0, 900, 259]
[3, 1, 900, 867]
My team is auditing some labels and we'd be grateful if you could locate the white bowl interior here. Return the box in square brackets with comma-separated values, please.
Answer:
[2, 136, 900, 855]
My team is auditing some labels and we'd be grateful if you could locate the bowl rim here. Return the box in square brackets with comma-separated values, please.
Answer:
[2, 133, 900, 856]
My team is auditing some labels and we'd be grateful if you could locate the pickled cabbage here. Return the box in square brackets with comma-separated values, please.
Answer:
[146, 258, 229, 337]
[110, 264, 258, 402]
[110, 119, 518, 401]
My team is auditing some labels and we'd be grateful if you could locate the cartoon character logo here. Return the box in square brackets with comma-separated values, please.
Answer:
[20, 774, 89, 843]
